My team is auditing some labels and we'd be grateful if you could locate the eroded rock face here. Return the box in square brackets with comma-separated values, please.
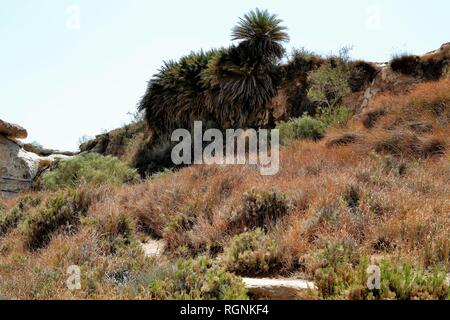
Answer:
[0, 135, 38, 197]
[0, 119, 28, 139]
[0, 119, 75, 198]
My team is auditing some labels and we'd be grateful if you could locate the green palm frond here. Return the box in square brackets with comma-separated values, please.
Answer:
[139, 9, 289, 137]
[231, 8, 289, 60]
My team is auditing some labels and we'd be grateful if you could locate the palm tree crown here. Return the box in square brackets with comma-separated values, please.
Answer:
[231, 8, 289, 60]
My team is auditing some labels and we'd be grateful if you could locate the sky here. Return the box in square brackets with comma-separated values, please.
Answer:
[1, 0, 449, 151]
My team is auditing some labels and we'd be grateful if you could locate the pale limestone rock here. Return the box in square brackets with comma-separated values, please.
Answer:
[242, 277, 317, 300]
[140, 240, 165, 257]
[0, 135, 74, 197]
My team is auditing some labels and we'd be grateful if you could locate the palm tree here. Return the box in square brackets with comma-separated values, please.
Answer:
[139, 9, 289, 137]
[231, 8, 289, 61]
[203, 9, 288, 128]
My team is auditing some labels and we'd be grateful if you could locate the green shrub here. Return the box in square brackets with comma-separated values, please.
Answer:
[230, 189, 291, 231]
[0, 208, 21, 237]
[276, 106, 351, 145]
[276, 115, 326, 145]
[148, 257, 248, 300]
[0, 195, 42, 236]
[316, 105, 351, 128]
[313, 243, 450, 300]
[314, 243, 365, 298]
[379, 261, 449, 300]
[222, 229, 282, 276]
[22, 190, 91, 249]
[307, 49, 352, 109]
[42, 154, 139, 190]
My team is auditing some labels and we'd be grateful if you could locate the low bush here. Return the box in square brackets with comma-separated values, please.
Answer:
[277, 106, 351, 145]
[222, 229, 282, 276]
[378, 261, 449, 300]
[347, 61, 378, 92]
[21, 189, 91, 250]
[0, 195, 42, 236]
[314, 243, 365, 298]
[326, 133, 361, 147]
[42, 154, 139, 190]
[148, 256, 248, 300]
[361, 107, 387, 129]
[313, 243, 450, 300]
[85, 206, 137, 255]
[230, 189, 291, 232]
[307, 51, 352, 109]
[391, 51, 450, 80]
[316, 105, 351, 128]
[372, 131, 446, 158]
[276, 115, 326, 145]
[390, 54, 421, 77]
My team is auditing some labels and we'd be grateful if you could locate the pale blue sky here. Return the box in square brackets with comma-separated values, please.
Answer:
[1, 0, 449, 151]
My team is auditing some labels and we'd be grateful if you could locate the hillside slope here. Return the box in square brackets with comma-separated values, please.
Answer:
[1, 78, 449, 300]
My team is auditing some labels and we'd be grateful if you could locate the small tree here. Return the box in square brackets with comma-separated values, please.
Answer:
[307, 48, 352, 111]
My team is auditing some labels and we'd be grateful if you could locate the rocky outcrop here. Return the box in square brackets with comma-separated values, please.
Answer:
[0, 119, 74, 198]
[0, 119, 28, 139]
[79, 120, 147, 160]
[0, 135, 38, 197]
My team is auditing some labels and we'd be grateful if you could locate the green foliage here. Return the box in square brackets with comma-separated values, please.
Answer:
[231, 8, 289, 60]
[21, 190, 91, 249]
[378, 261, 449, 300]
[42, 154, 139, 190]
[276, 106, 351, 145]
[316, 105, 352, 127]
[314, 243, 366, 298]
[139, 9, 288, 136]
[148, 257, 248, 300]
[313, 242, 450, 300]
[308, 49, 352, 109]
[231, 189, 291, 231]
[222, 229, 282, 276]
[0, 207, 22, 237]
[0, 195, 42, 236]
[139, 50, 219, 136]
[276, 115, 326, 144]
